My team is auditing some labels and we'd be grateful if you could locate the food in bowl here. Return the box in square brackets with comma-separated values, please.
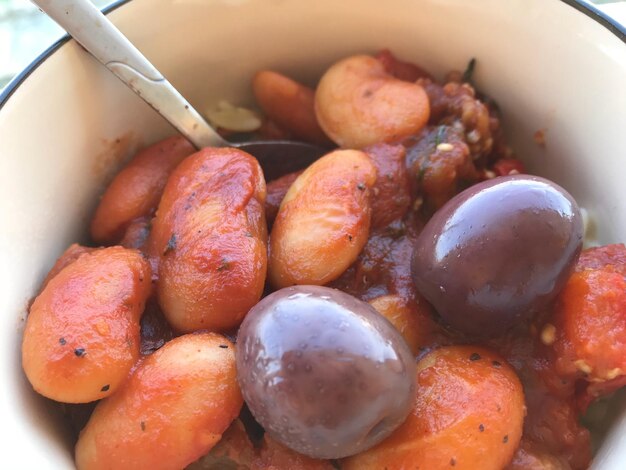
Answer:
[20, 49, 625, 469]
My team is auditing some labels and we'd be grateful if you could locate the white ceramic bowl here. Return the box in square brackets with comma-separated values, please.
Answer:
[1, 0, 625, 468]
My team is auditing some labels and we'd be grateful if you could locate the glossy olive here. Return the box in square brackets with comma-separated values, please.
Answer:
[412, 175, 583, 336]
[236, 285, 416, 459]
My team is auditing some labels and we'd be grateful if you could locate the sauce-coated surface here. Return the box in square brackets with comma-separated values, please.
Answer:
[23, 50, 625, 470]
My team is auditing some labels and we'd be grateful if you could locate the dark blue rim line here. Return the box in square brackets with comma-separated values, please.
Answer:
[0, 0, 131, 107]
[564, 0, 626, 39]
[0, 0, 624, 111]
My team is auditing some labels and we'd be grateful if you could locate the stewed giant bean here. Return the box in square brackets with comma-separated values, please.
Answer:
[23, 246, 151, 403]
[75, 333, 242, 470]
[146, 147, 268, 332]
[20, 49, 625, 470]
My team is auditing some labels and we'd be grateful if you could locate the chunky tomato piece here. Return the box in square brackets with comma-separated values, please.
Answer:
[550, 269, 626, 382]
[542, 245, 626, 387]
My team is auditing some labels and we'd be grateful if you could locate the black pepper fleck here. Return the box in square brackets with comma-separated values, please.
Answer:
[503, 435, 509, 444]
[217, 259, 230, 272]
[470, 353, 481, 361]
[219, 344, 228, 349]
[141, 421, 146, 431]
[101, 384, 110, 392]
[357, 183, 366, 191]
[450, 458, 456, 466]
[59, 337, 66, 345]
[74, 348, 86, 357]
[348, 235, 353, 241]
[492, 360, 502, 368]
[479, 424, 485, 432]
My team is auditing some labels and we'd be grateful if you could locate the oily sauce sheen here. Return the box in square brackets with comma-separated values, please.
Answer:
[21, 50, 626, 470]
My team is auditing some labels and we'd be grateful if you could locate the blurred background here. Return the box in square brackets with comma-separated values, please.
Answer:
[0, 0, 109, 88]
[0, 0, 625, 90]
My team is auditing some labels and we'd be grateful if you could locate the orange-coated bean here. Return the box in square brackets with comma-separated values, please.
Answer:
[343, 346, 525, 470]
[147, 147, 267, 332]
[40, 243, 95, 289]
[315, 55, 430, 148]
[253, 70, 331, 145]
[91, 136, 195, 244]
[368, 295, 429, 356]
[188, 419, 256, 469]
[75, 333, 242, 470]
[268, 149, 376, 288]
[22, 247, 151, 403]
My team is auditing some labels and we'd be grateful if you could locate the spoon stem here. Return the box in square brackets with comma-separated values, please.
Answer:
[31, 0, 228, 149]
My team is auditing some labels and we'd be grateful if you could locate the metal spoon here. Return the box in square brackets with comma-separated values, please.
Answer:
[32, 0, 326, 174]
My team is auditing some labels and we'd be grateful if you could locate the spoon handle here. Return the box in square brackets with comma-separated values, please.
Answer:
[31, 0, 227, 149]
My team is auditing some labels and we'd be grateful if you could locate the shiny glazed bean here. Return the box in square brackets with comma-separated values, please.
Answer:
[236, 285, 416, 459]
[147, 147, 267, 332]
[91, 136, 195, 244]
[75, 333, 242, 470]
[412, 175, 583, 336]
[253, 70, 331, 145]
[314, 55, 430, 148]
[342, 346, 525, 470]
[22, 247, 151, 403]
[268, 149, 376, 288]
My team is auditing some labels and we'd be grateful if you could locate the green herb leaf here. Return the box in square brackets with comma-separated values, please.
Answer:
[434, 125, 447, 146]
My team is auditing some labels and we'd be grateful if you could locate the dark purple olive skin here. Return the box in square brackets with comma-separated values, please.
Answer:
[236, 285, 416, 459]
[412, 175, 583, 336]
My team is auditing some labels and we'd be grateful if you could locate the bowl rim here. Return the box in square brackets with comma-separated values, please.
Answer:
[0, 0, 624, 467]
[0, 0, 624, 116]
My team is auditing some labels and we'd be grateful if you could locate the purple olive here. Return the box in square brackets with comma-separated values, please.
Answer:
[412, 175, 583, 336]
[236, 285, 416, 459]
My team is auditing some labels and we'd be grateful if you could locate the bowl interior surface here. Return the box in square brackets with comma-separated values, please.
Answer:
[0, 0, 624, 468]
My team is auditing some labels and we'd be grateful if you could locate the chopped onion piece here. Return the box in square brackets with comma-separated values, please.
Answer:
[205, 100, 262, 132]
